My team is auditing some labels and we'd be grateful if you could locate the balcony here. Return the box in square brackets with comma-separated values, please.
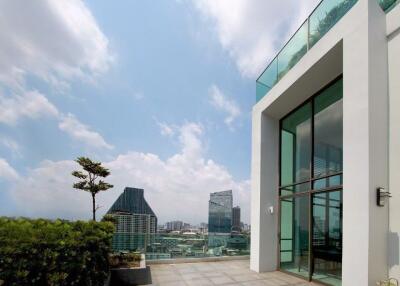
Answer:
[256, 0, 399, 102]
[147, 259, 318, 286]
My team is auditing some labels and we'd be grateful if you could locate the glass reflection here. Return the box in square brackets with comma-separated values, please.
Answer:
[281, 103, 311, 186]
[314, 80, 343, 179]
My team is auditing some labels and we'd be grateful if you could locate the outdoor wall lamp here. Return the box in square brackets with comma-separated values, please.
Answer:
[377, 187, 391, 207]
[266, 205, 274, 215]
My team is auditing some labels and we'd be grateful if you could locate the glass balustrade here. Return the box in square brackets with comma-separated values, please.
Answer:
[110, 232, 251, 260]
[256, 0, 365, 103]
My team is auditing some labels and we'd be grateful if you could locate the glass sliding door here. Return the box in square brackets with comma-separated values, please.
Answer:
[312, 190, 342, 286]
[279, 77, 343, 286]
[280, 195, 310, 278]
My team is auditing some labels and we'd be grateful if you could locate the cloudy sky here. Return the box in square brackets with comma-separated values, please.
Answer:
[0, 0, 319, 224]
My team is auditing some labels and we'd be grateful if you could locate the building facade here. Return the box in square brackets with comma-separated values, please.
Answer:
[107, 187, 157, 252]
[232, 206, 241, 232]
[208, 190, 233, 248]
[251, 0, 400, 285]
[208, 190, 233, 233]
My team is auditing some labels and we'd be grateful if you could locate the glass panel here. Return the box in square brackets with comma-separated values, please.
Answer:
[280, 196, 310, 278]
[314, 80, 343, 179]
[312, 190, 342, 286]
[280, 182, 310, 196]
[313, 175, 342, 190]
[309, 0, 357, 48]
[111, 233, 250, 260]
[379, 0, 398, 11]
[256, 58, 277, 102]
[278, 21, 308, 81]
[281, 103, 312, 186]
[256, 82, 271, 102]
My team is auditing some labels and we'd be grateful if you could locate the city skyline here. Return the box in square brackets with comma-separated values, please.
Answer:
[0, 1, 320, 224]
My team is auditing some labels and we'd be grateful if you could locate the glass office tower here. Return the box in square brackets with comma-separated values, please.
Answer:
[232, 206, 241, 232]
[279, 78, 343, 285]
[208, 190, 233, 233]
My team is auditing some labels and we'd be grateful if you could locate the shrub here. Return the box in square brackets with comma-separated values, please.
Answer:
[108, 252, 141, 269]
[0, 217, 115, 286]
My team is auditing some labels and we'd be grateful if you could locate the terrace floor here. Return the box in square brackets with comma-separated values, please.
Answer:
[146, 259, 318, 286]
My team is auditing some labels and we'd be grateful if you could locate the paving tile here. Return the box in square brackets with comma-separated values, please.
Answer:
[153, 274, 182, 283]
[209, 275, 236, 285]
[202, 271, 224, 278]
[185, 278, 213, 286]
[230, 274, 260, 282]
[241, 281, 269, 286]
[156, 281, 187, 286]
[181, 272, 204, 280]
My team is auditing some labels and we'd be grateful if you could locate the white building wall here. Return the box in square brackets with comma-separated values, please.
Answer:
[388, 3, 400, 280]
[342, 0, 389, 284]
[251, 0, 399, 284]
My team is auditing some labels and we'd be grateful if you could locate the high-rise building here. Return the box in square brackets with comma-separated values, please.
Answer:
[208, 190, 233, 233]
[251, 0, 400, 284]
[107, 187, 157, 252]
[165, 220, 183, 231]
[232, 206, 241, 232]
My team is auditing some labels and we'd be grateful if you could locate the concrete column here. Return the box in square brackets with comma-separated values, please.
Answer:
[342, 0, 388, 285]
[250, 110, 279, 272]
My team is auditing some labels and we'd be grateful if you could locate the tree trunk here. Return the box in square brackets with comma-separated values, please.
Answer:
[92, 192, 96, 221]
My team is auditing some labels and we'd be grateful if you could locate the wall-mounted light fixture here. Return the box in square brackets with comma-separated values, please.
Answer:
[377, 187, 391, 207]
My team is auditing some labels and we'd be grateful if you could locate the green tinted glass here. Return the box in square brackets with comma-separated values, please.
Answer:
[313, 80, 343, 179]
[281, 103, 312, 186]
[280, 195, 310, 278]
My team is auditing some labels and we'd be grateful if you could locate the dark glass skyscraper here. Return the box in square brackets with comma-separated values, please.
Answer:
[232, 206, 241, 232]
[107, 187, 157, 251]
[208, 190, 233, 233]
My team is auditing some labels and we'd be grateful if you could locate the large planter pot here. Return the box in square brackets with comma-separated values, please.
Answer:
[108, 254, 152, 286]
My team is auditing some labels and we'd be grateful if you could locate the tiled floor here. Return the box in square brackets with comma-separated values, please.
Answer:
[147, 259, 318, 286]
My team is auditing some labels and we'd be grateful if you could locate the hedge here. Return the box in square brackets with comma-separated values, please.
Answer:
[0, 217, 115, 286]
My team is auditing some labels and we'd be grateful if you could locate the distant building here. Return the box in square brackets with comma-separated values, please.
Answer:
[208, 190, 233, 247]
[208, 190, 233, 233]
[107, 187, 157, 252]
[165, 220, 183, 231]
[232, 206, 241, 232]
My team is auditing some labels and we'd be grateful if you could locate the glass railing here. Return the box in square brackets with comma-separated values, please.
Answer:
[379, 0, 399, 11]
[111, 232, 250, 260]
[256, 0, 358, 102]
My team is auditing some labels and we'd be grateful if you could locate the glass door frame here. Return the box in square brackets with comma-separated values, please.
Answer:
[277, 75, 343, 285]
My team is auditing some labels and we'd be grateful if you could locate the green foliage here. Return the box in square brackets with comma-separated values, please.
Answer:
[0, 217, 115, 286]
[72, 157, 113, 194]
[72, 157, 113, 221]
[108, 252, 141, 269]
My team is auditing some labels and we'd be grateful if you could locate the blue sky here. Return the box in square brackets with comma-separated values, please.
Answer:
[0, 0, 319, 224]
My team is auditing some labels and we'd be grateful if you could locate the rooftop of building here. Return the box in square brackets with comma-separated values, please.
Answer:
[107, 187, 157, 217]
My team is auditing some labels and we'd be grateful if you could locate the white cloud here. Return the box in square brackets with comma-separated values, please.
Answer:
[156, 121, 176, 137]
[59, 113, 114, 150]
[7, 122, 250, 224]
[0, 90, 59, 125]
[192, 0, 320, 77]
[0, 90, 112, 150]
[0, 0, 114, 150]
[209, 85, 241, 129]
[0, 137, 21, 158]
[0, 0, 113, 89]
[0, 158, 19, 181]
